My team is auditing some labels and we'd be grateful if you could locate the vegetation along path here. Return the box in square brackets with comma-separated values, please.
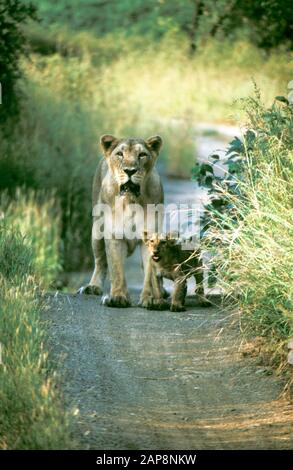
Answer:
[45, 133, 293, 449]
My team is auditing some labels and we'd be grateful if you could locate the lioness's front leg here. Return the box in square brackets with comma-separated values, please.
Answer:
[102, 239, 131, 308]
[78, 237, 107, 295]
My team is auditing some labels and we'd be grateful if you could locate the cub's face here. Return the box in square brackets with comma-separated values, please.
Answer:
[100, 135, 163, 200]
[143, 232, 177, 263]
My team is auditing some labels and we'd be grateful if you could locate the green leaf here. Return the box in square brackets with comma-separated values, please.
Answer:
[226, 136, 244, 156]
[200, 164, 214, 174]
[275, 96, 289, 105]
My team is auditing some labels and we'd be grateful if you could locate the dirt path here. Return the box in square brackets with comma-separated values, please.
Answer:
[45, 131, 292, 450]
[45, 292, 292, 450]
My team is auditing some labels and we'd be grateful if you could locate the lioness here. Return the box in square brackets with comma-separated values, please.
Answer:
[141, 232, 209, 311]
[79, 134, 164, 307]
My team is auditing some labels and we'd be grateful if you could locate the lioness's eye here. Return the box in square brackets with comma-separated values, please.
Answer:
[116, 151, 123, 157]
[139, 152, 147, 158]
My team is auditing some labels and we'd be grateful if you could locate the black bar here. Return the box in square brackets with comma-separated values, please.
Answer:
[0, 450, 290, 467]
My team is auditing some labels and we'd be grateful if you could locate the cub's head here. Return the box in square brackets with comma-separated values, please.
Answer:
[100, 135, 163, 200]
[143, 231, 179, 263]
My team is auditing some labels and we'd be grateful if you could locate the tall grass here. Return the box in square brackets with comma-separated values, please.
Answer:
[207, 93, 293, 394]
[0, 190, 61, 286]
[0, 191, 71, 449]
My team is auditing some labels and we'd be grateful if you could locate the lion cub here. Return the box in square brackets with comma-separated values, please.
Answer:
[142, 232, 208, 312]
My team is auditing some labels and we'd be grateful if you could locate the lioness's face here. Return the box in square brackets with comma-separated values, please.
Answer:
[143, 232, 177, 263]
[100, 135, 162, 199]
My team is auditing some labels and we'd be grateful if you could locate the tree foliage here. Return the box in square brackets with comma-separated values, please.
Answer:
[31, 0, 293, 50]
[0, 0, 37, 123]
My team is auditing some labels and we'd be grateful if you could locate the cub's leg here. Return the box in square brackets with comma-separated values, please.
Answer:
[78, 237, 107, 295]
[170, 277, 187, 312]
[139, 244, 168, 310]
[194, 261, 205, 298]
[139, 252, 155, 308]
[157, 273, 170, 299]
[194, 258, 210, 307]
[102, 239, 131, 308]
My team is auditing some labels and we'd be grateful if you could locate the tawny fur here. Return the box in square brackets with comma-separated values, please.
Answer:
[79, 134, 164, 308]
[141, 232, 208, 311]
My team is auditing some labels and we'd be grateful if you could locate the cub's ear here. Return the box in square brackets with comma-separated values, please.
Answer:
[146, 135, 163, 155]
[100, 134, 119, 155]
[142, 230, 150, 243]
[166, 231, 179, 242]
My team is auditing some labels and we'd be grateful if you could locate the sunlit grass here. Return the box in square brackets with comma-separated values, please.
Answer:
[1, 190, 61, 287]
[206, 95, 293, 395]
[0, 191, 71, 449]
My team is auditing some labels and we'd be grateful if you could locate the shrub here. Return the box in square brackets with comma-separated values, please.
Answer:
[197, 91, 293, 393]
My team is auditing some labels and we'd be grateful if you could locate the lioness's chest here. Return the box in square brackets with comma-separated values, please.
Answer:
[107, 201, 144, 240]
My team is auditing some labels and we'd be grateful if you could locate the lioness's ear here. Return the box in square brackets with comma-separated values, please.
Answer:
[146, 135, 163, 155]
[100, 135, 119, 154]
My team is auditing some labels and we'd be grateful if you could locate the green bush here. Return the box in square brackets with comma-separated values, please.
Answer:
[203, 91, 293, 393]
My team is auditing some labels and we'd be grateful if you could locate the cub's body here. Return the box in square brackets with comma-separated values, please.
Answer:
[141, 233, 207, 311]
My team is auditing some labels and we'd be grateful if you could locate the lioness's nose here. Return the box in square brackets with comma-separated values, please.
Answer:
[124, 168, 137, 177]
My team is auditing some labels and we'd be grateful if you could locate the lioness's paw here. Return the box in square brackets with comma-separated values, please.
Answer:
[77, 285, 103, 295]
[102, 294, 131, 308]
[138, 295, 152, 309]
[170, 303, 186, 312]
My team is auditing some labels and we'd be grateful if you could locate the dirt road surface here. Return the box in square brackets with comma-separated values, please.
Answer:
[46, 292, 292, 450]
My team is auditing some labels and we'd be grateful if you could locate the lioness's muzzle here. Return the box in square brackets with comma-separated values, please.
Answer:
[120, 180, 140, 197]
